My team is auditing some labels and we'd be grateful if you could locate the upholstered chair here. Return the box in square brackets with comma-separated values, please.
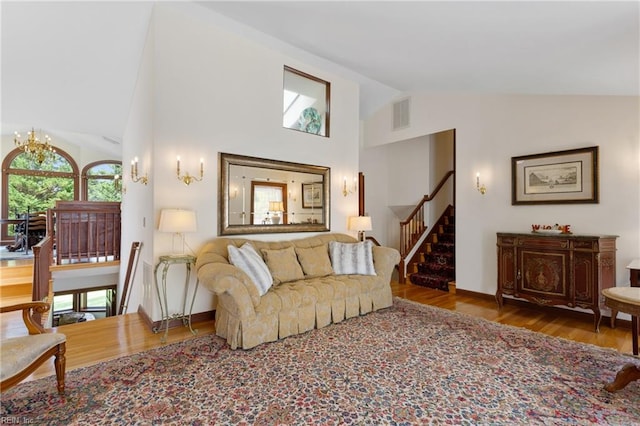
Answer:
[0, 302, 66, 394]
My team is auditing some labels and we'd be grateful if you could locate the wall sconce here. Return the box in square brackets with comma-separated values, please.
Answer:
[113, 174, 126, 194]
[131, 157, 148, 185]
[289, 180, 297, 201]
[229, 186, 238, 199]
[348, 216, 372, 241]
[342, 176, 357, 197]
[177, 156, 204, 185]
[476, 173, 487, 195]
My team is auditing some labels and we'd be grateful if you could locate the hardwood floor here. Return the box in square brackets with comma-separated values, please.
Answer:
[1, 270, 636, 386]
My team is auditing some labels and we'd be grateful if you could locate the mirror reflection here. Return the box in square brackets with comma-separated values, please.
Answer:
[219, 153, 330, 235]
[283, 66, 330, 137]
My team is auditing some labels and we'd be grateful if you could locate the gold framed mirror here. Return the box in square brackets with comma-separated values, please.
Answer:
[283, 66, 330, 137]
[219, 153, 330, 235]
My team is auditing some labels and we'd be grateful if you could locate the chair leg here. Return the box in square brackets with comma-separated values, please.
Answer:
[604, 363, 640, 392]
[54, 342, 66, 394]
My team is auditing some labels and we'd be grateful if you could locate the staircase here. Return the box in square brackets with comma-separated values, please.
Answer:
[408, 206, 455, 292]
[0, 261, 34, 307]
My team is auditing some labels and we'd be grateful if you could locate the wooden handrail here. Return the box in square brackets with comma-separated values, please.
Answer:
[32, 235, 53, 316]
[399, 171, 455, 226]
[398, 170, 454, 283]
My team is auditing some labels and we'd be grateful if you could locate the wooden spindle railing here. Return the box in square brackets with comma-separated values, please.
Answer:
[47, 201, 121, 265]
[398, 170, 454, 283]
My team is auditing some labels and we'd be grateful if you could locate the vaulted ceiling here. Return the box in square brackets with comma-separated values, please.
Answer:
[2, 1, 638, 155]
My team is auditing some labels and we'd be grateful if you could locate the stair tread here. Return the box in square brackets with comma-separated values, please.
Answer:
[0, 277, 32, 286]
[0, 294, 34, 308]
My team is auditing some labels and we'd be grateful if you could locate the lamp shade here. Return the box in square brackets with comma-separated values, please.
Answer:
[348, 216, 372, 231]
[269, 201, 284, 211]
[158, 209, 197, 233]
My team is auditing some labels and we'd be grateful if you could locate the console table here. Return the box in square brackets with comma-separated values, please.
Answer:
[153, 254, 199, 343]
[496, 232, 617, 331]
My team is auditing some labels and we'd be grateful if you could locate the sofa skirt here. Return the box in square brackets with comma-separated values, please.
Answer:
[215, 276, 392, 350]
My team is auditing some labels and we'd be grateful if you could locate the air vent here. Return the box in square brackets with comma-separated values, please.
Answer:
[393, 98, 410, 130]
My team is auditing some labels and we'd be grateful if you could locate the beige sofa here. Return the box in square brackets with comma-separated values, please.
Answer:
[196, 233, 400, 349]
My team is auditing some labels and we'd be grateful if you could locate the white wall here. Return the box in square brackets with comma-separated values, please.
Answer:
[119, 12, 156, 317]
[119, 3, 361, 321]
[429, 130, 454, 226]
[359, 142, 392, 245]
[363, 94, 640, 296]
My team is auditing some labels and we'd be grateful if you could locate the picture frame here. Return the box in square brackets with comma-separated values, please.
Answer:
[302, 182, 323, 208]
[511, 146, 599, 205]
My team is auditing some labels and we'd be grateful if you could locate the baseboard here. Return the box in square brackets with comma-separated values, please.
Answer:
[448, 281, 456, 294]
[137, 304, 216, 333]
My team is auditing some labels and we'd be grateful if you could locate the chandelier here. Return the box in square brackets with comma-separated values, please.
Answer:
[14, 127, 55, 164]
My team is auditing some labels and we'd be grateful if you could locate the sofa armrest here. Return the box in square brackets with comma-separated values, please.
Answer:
[372, 245, 401, 283]
[197, 263, 260, 318]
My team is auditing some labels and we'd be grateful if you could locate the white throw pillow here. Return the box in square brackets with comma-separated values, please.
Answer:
[329, 240, 376, 275]
[227, 243, 273, 296]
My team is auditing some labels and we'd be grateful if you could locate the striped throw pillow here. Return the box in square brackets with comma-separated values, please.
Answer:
[329, 240, 376, 275]
[227, 243, 273, 296]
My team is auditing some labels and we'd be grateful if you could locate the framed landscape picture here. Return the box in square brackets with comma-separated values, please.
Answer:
[302, 182, 323, 208]
[511, 146, 599, 205]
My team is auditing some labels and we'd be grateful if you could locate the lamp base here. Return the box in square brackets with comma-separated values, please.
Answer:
[271, 215, 281, 225]
[171, 233, 187, 255]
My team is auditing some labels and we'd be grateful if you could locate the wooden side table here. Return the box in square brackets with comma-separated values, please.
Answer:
[153, 254, 199, 343]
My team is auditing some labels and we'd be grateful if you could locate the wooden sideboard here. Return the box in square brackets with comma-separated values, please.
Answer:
[496, 232, 617, 331]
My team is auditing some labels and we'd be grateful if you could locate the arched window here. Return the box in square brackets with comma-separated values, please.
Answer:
[1, 147, 79, 242]
[81, 161, 122, 201]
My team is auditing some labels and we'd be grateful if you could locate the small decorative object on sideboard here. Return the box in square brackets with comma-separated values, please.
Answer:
[531, 224, 571, 234]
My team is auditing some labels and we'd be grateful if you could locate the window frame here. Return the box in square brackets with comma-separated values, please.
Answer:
[1, 146, 79, 243]
[81, 160, 123, 201]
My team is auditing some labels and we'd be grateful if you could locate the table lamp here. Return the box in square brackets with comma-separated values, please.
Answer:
[159, 209, 197, 254]
[269, 201, 284, 224]
[348, 216, 372, 241]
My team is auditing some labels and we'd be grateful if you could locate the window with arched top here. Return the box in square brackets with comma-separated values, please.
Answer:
[1, 146, 79, 242]
[81, 161, 122, 201]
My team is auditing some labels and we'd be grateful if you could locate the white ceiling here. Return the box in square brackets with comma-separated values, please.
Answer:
[2, 1, 638, 155]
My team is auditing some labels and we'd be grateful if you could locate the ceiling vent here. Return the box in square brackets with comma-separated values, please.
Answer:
[392, 97, 410, 130]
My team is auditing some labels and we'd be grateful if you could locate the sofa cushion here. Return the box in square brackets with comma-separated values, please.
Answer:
[295, 245, 333, 278]
[261, 246, 305, 284]
[227, 243, 273, 296]
[329, 240, 376, 275]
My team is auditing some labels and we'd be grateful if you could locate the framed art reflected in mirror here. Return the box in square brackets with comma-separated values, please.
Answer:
[302, 183, 323, 208]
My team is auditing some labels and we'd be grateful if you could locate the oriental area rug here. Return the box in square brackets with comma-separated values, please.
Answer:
[2, 298, 639, 425]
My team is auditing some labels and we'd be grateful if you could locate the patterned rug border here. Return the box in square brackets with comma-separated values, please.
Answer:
[395, 296, 638, 360]
[2, 296, 639, 425]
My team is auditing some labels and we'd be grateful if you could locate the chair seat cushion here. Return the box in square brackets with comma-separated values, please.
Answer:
[603, 287, 640, 306]
[1, 333, 66, 381]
